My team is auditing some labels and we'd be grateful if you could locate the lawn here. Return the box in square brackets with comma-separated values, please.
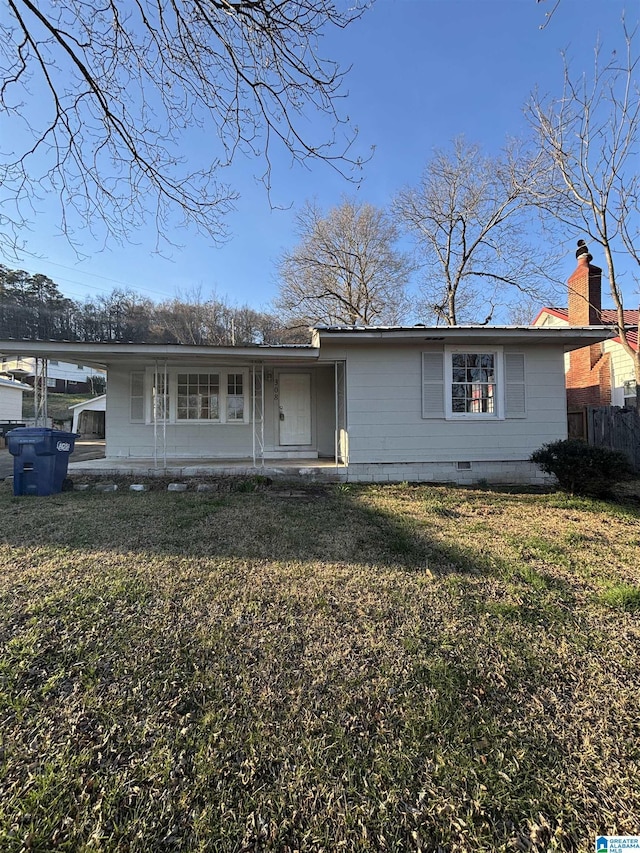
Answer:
[0, 479, 638, 852]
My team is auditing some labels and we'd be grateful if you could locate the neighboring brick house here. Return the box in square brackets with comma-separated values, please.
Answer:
[535, 246, 638, 410]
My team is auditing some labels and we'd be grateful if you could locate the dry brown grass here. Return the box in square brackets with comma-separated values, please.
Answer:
[0, 481, 638, 852]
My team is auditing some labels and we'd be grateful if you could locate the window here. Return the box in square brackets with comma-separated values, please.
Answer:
[226, 373, 244, 421]
[623, 379, 637, 409]
[177, 373, 220, 420]
[133, 368, 249, 424]
[451, 353, 495, 414]
[153, 371, 170, 422]
[422, 349, 525, 419]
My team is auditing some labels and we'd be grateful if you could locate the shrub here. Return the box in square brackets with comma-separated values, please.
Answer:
[530, 439, 631, 497]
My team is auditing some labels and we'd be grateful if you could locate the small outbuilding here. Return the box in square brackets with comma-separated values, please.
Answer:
[69, 395, 106, 438]
[0, 375, 30, 437]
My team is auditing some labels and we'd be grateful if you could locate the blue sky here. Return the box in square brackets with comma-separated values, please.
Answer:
[2, 0, 635, 314]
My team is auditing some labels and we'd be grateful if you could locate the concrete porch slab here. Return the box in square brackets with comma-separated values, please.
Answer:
[67, 456, 345, 481]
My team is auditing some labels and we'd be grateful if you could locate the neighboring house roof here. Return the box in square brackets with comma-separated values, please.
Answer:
[534, 307, 639, 350]
[0, 376, 31, 391]
[68, 394, 106, 412]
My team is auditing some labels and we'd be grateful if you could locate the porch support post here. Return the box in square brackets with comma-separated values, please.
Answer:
[162, 360, 167, 469]
[260, 363, 264, 467]
[34, 357, 48, 427]
[153, 360, 158, 469]
[334, 360, 339, 468]
[252, 362, 265, 468]
[153, 359, 168, 469]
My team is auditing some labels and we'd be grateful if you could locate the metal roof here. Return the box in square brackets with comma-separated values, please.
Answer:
[313, 324, 617, 351]
[0, 340, 319, 370]
[0, 323, 620, 368]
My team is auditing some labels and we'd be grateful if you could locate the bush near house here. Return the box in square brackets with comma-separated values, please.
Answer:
[531, 439, 632, 497]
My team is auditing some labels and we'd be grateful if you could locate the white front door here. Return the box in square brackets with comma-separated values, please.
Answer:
[279, 373, 312, 445]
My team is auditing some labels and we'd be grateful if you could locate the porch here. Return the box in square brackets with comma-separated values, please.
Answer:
[67, 455, 346, 482]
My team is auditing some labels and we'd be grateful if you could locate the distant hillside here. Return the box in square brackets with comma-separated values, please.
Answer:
[22, 392, 95, 422]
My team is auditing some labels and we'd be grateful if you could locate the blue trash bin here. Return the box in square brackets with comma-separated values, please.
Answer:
[7, 427, 79, 496]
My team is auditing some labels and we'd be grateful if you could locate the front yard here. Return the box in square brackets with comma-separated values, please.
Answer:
[0, 480, 638, 852]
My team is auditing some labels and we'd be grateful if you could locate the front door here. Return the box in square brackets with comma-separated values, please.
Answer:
[279, 373, 312, 445]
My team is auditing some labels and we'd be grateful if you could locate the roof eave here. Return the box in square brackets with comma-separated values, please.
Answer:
[314, 325, 616, 350]
[0, 340, 320, 369]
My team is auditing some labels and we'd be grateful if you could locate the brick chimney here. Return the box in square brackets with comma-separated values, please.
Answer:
[566, 241, 611, 408]
[567, 239, 602, 326]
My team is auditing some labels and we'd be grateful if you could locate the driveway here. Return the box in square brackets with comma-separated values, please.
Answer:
[0, 440, 106, 480]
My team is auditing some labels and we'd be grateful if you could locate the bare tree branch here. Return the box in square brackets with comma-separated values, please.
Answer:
[276, 198, 413, 326]
[0, 0, 371, 257]
[393, 137, 562, 325]
[526, 19, 640, 401]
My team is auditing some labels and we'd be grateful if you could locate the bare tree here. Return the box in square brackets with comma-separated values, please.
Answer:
[276, 198, 413, 327]
[527, 20, 640, 402]
[0, 0, 370, 257]
[393, 138, 560, 326]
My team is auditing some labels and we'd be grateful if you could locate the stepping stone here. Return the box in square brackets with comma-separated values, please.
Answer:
[167, 483, 188, 492]
[130, 484, 148, 492]
[95, 483, 118, 493]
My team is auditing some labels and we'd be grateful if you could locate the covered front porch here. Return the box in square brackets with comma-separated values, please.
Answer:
[109, 356, 347, 468]
[0, 340, 349, 470]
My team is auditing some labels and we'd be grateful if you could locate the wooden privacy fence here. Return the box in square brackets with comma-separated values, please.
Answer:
[587, 406, 640, 473]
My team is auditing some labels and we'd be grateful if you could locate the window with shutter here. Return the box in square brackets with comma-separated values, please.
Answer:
[424, 347, 525, 420]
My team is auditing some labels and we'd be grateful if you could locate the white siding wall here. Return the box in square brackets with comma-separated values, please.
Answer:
[106, 366, 254, 458]
[604, 339, 636, 407]
[315, 366, 336, 457]
[0, 385, 24, 421]
[320, 343, 568, 465]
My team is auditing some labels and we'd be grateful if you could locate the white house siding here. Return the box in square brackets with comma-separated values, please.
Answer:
[0, 383, 25, 421]
[319, 343, 567, 481]
[534, 313, 571, 372]
[106, 366, 252, 459]
[604, 339, 636, 408]
[313, 366, 335, 457]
